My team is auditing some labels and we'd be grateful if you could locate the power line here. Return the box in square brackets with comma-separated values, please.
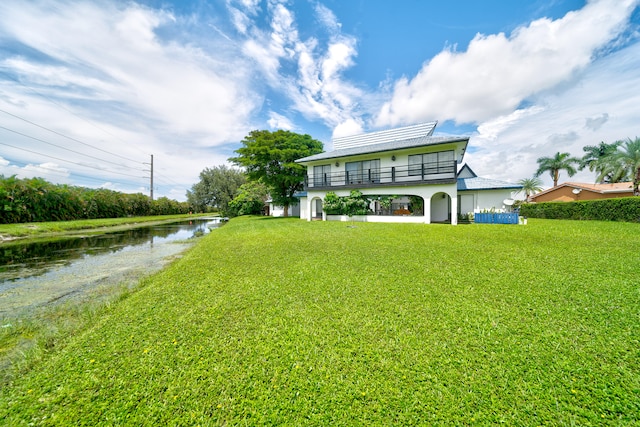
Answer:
[0, 124, 142, 170]
[0, 70, 151, 159]
[0, 108, 142, 165]
[0, 141, 146, 180]
[2, 156, 146, 189]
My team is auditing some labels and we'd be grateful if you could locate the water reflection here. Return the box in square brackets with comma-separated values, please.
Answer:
[0, 219, 220, 316]
[0, 219, 212, 282]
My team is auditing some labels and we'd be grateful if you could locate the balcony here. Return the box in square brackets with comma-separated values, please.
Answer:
[304, 161, 457, 190]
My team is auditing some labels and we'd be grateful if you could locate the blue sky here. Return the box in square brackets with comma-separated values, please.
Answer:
[0, 0, 638, 201]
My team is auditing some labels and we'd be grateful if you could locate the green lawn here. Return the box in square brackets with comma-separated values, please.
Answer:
[1, 217, 638, 425]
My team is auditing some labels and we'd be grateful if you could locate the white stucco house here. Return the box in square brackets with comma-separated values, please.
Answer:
[295, 121, 521, 225]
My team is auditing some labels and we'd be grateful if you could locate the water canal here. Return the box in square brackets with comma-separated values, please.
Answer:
[0, 218, 222, 320]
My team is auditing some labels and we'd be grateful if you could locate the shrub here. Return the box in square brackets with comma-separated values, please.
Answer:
[520, 197, 640, 222]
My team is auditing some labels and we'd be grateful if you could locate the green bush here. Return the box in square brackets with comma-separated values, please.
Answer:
[520, 197, 640, 222]
[323, 190, 370, 215]
[0, 175, 190, 224]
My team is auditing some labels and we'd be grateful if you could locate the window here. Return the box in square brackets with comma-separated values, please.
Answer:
[408, 151, 455, 176]
[313, 164, 331, 186]
[345, 159, 380, 184]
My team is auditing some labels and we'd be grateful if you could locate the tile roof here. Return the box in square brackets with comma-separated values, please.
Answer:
[563, 181, 634, 193]
[530, 181, 634, 199]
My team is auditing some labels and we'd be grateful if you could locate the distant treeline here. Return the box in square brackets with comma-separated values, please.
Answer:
[0, 175, 190, 224]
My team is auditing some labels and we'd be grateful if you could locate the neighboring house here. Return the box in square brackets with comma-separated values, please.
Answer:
[530, 182, 634, 203]
[457, 164, 522, 214]
[295, 122, 521, 225]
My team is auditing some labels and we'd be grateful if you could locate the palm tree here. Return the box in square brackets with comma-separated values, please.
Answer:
[579, 141, 623, 183]
[517, 177, 544, 201]
[535, 152, 580, 187]
[597, 137, 640, 195]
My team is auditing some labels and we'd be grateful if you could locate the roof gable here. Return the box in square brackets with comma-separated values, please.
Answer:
[457, 164, 477, 179]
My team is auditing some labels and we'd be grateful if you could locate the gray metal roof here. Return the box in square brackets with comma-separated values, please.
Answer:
[332, 121, 437, 150]
[297, 135, 469, 163]
[458, 176, 522, 191]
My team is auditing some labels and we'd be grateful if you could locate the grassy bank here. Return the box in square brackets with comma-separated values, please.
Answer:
[1, 217, 638, 425]
[0, 214, 203, 241]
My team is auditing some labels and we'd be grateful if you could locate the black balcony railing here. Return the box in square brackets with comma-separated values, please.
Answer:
[304, 161, 457, 190]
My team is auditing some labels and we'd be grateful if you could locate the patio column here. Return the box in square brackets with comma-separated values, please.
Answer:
[423, 195, 431, 224]
[450, 194, 458, 225]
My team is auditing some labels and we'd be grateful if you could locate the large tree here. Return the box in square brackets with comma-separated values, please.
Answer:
[596, 137, 640, 196]
[186, 165, 246, 213]
[534, 152, 580, 187]
[579, 141, 623, 183]
[230, 130, 323, 217]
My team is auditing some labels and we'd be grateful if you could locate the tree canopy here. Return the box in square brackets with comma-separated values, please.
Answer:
[230, 130, 323, 216]
[535, 152, 580, 187]
[579, 141, 623, 183]
[186, 165, 246, 213]
[596, 137, 640, 196]
[227, 180, 269, 217]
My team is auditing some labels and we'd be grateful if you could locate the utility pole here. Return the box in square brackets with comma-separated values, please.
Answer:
[149, 154, 154, 201]
[144, 154, 154, 201]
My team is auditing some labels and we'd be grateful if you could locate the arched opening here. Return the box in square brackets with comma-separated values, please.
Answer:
[430, 192, 451, 223]
[369, 195, 424, 216]
[311, 196, 323, 219]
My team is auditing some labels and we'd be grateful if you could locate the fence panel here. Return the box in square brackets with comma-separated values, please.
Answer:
[474, 212, 519, 224]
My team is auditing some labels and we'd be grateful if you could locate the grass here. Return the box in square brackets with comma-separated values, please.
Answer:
[0, 217, 638, 425]
[0, 214, 200, 241]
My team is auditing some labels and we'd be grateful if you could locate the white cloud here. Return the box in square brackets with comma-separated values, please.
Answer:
[376, 0, 639, 127]
[332, 118, 364, 139]
[465, 40, 640, 188]
[267, 111, 294, 130]
[0, 0, 257, 144]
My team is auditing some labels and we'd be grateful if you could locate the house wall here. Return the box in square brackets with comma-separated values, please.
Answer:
[304, 182, 458, 224]
[305, 142, 464, 186]
[532, 186, 633, 202]
[472, 189, 518, 212]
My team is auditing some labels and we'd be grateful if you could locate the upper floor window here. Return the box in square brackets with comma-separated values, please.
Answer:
[346, 159, 380, 184]
[313, 164, 331, 186]
[408, 151, 455, 176]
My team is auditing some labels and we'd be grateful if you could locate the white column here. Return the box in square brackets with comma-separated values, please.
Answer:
[423, 195, 431, 224]
[450, 193, 458, 225]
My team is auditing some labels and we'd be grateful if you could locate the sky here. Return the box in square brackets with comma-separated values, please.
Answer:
[0, 0, 639, 201]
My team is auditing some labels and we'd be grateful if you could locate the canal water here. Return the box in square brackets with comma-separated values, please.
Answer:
[0, 219, 221, 319]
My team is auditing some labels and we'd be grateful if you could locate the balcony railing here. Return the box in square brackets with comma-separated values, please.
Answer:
[304, 161, 457, 190]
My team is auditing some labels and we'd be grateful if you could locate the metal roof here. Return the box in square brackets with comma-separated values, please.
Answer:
[332, 121, 437, 150]
[297, 135, 469, 163]
[457, 176, 522, 191]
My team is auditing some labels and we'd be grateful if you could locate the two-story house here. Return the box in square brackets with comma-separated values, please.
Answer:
[295, 121, 521, 225]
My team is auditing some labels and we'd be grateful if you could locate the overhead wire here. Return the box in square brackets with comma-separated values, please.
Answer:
[0, 70, 151, 159]
[0, 71, 188, 196]
[0, 124, 143, 170]
[0, 108, 142, 165]
[0, 140, 147, 180]
[3, 156, 145, 189]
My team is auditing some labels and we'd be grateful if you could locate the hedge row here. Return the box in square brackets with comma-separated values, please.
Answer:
[1, 175, 190, 224]
[519, 197, 640, 223]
